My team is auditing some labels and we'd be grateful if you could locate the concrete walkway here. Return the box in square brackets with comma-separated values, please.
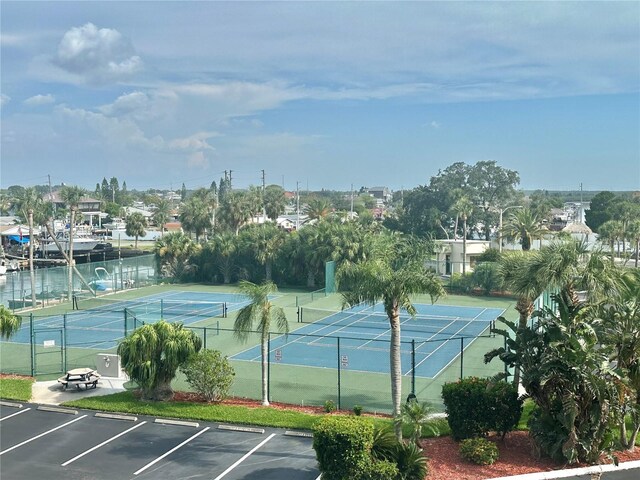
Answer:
[31, 375, 128, 405]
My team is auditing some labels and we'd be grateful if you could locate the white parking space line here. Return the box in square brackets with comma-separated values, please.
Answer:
[315, 475, 322, 480]
[0, 407, 31, 422]
[133, 426, 210, 475]
[61, 421, 147, 466]
[212, 433, 277, 480]
[0, 415, 88, 456]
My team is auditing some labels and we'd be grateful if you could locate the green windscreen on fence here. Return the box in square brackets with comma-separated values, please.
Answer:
[325, 260, 336, 293]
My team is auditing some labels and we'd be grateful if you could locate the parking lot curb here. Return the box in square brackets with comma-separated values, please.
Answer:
[154, 418, 200, 428]
[95, 412, 138, 422]
[0, 401, 23, 408]
[486, 459, 640, 480]
[36, 405, 78, 415]
[218, 424, 266, 434]
[284, 430, 313, 438]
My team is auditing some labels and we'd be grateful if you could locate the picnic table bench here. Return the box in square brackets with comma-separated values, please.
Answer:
[58, 368, 101, 390]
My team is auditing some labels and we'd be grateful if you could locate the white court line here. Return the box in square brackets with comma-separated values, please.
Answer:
[410, 307, 488, 375]
[0, 415, 87, 456]
[61, 421, 147, 466]
[212, 433, 276, 480]
[133, 427, 210, 475]
[0, 407, 31, 422]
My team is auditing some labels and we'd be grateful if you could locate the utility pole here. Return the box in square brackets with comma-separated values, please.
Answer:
[48, 175, 56, 252]
[261, 169, 266, 222]
[229, 170, 233, 190]
[296, 181, 300, 230]
[350, 184, 354, 219]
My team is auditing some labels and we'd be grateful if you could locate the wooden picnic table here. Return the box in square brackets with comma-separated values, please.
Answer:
[58, 367, 101, 390]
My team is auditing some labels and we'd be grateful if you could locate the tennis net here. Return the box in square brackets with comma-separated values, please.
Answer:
[75, 295, 227, 320]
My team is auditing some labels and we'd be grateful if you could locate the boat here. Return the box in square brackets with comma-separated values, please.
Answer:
[88, 267, 114, 291]
[38, 231, 110, 255]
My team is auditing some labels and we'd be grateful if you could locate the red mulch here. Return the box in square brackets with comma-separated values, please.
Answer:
[0, 373, 34, 380]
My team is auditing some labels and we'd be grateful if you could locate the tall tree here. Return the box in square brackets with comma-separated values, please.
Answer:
[59, 185, 87, 301]
[453, 196, 474, 274]
[14, 187, 42, 307]
[337, 234, 445, 440]
[152, 198, 171, 236]
[585, 191, 616, 232]
[264, 185, 287, 221]
[305, 198, 333, 220]
[233, 281, 288, 406]
[179, 196, 212, 241]
[154, 232, 201, 280]
[501, 207, 544, 251]
[125, 212, 147, 249]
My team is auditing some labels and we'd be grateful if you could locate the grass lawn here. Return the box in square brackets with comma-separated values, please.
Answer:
[0, 376, 34, 401]
[62, 390, 449, 437]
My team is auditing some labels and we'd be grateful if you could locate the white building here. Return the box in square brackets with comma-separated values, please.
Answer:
[433, 239, 491, 275]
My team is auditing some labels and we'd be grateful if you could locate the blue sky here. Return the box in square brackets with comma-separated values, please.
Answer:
[1, 1, 639, 193]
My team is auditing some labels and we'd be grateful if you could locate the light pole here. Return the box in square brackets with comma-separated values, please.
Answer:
[498, 205, 523, 253]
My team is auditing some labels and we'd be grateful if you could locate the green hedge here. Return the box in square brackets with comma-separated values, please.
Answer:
[442, 377, 522, 440]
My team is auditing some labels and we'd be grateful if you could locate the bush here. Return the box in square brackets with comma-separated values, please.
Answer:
[471, 262, 503, 295]
[353, 405, 363, 416]
[395, 441, 429, 479]
[449, 272, 474, 293]
[359, 459, 400, 479]
[312, 416, 374, 480]
[442, 377, 522, 440]
[179, 349, 235, 402]
[459, 437, 499, 465]
[324, 399, 337, 413]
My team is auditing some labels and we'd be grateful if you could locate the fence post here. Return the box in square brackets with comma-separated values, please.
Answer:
[504, 335, 509, 379]
[161, 298, 164, 319]
[411, 340, 416, 395]
[63, 313, 67, 373]
[203, 327, 207, 350]
[337, 337, 341, 410]
[267, 333, 271, 403]
[30, 313, 34, 377]
[460, 337, 464, 380]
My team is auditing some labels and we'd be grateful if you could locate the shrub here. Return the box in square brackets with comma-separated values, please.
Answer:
[359, 459, 400, 479]
[180, 349, 235, 402]
[394, 400, 439, 446]
[324, 399, 337, 413]
[471, 262, 503, 295]
[353, 405, 363, 416]
[459, 437, 499, 465]
[442, 377, 522, 440]
[449, 272, 474, 293]
[395, 441, 429, 479]
[312, 416, 374, 480]
[476, 248, 501, 263]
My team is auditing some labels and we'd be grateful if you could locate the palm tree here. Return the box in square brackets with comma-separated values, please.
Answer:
[241, 224, 286, 281]
[14, 187, 42, 307]
[118, 320, 202, 401]
[497, 239, 623, 387]
[337, 234, 445, 440]
[0, 305, 22, 339]
[179, 196, 211, 241]
[214, 232, 237, 284]
[125, 212, 147, 249]
[305, 198, 333, 221]
[152, 198, 171, 236]
[597, 219, 620, 262]
[233, 281, 288, 406]
[625, 219, 640, 268]
[501, 207, 544, 251]
[154, 232, 201, 280]
[591, 272, 640, 450]
[394, 400, 439, 447]
[453, 196, 474, 274]
[59, 185, 87, 301]
[264, 185, 287, 221]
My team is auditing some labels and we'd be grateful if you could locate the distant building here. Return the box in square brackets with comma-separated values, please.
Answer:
[45, 191, 102, 212]
[367, 186, 391, 203]
[433, 239, 491, 275]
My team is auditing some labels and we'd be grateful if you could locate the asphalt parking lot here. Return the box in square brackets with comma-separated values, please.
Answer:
[0, 402, 320, 480]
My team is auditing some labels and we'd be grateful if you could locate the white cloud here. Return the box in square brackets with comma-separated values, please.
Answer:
[187, 151, 209, 168]
[168, 132, 218, 152]
[430, 121, 440, 129]
[24, 94, 55, 106]
[0, 94, 10, 107]
[54, 23, 142, 84]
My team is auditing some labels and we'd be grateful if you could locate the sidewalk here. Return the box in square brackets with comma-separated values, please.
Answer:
[30, 375, 128, 405]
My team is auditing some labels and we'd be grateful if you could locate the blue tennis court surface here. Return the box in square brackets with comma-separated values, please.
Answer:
[5, 291, 252, 351]
[233, 304, 504, 379]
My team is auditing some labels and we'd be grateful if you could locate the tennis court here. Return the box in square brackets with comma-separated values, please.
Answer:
[6, 291, 252, 351]
[233, 303, 504, 379]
